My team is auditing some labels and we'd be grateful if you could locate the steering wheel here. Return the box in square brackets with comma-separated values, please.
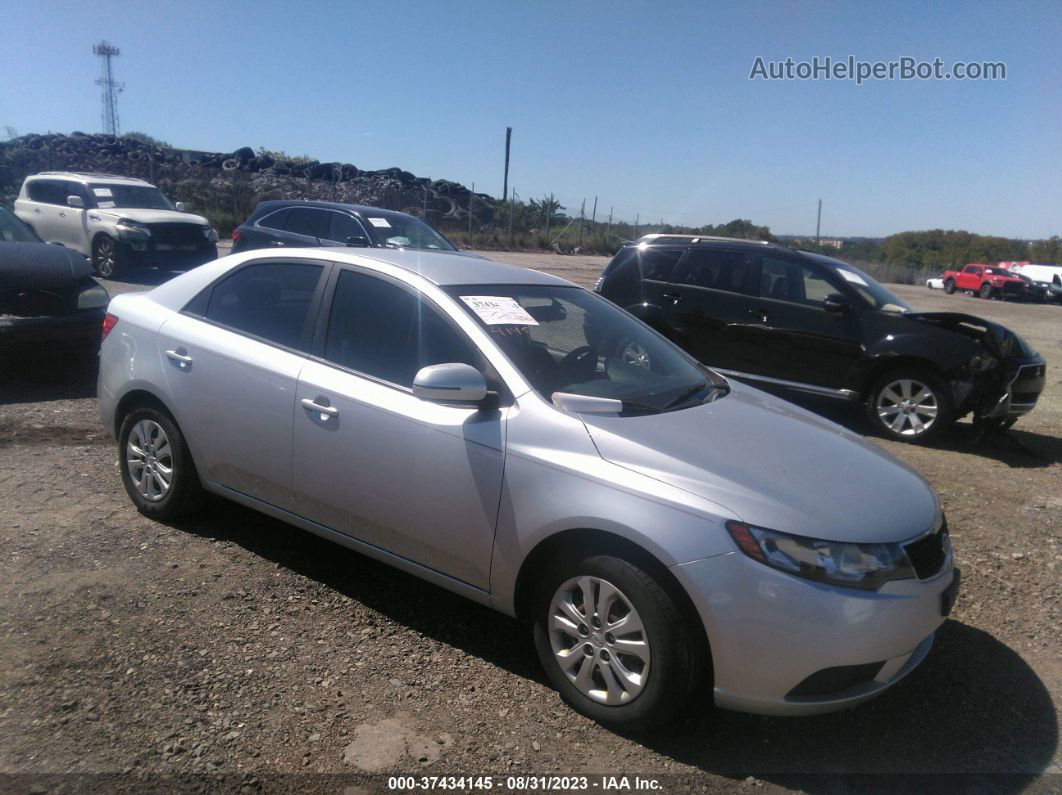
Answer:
[559, 345, 598, 381]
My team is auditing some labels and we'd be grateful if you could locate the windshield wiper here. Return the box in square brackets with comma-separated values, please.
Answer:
[663, 383, 713, 410]
[620, 400, 663, 415]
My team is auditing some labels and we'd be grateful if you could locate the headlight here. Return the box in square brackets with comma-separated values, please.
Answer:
[966, 352, 998, 373]
[77, 283, 110, 310]
[725, 521, 915, 590]
[202, 226, 219, 243]
[115, 219, 151, 238]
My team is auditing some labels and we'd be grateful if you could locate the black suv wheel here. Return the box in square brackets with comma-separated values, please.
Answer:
[866, 368, 954, 443]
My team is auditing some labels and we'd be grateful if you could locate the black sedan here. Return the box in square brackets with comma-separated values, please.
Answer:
[0, 207, 109, 357]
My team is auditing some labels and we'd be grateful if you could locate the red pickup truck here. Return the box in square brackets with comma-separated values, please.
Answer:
[942, 264, 1030, 300]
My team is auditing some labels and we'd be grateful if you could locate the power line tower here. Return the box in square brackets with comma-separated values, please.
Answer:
[93, 41, 123, 135]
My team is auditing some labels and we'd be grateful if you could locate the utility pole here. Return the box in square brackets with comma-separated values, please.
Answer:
[544, 193, 553, 242]
[634, 213, 639, 240]
[816, 198, 822, 246]
[468, 182, 474, 235]
[606, 207, 613, 241]
[502, 127, 512, 200]
[578, 199, 585, 247]
[590, 196, 598, 240]
[507, 187, 515, 245]
[93, 41, 123, 136]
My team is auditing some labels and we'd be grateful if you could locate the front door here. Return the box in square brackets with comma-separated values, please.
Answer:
[292, 268, 506, 589]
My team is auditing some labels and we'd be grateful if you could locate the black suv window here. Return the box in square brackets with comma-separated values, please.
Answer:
[324, 270, 482, 388]
[759, 256, 837, 307]
[286, 208, 329, 239]
[27, 180, 69, 205]
[326, 211, 367, 244]
[671, 249, 757, 295]
[203, 261, 324, 350]
[258, 208, 290, 231]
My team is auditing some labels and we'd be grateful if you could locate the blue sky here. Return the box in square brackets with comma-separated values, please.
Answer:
[2, 0, 1059, 238]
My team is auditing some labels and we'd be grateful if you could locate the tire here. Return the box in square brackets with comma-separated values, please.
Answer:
[865, 368, 955, 444]
[118, 406, 205, 520]
[979, 282, 994, 300]
[92, 235, 125, 279]
[532, 553, 702, 731]
[943, 278, 956, 295]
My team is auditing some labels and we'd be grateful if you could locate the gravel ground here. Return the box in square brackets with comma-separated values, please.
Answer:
[0, 249, 1059, 793]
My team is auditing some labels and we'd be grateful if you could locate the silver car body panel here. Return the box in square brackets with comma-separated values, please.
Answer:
[98, 246, 954, 717]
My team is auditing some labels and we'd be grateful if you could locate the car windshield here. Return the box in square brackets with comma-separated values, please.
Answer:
[806, 253, 913, 314]
[446, 284, 727, 413]
[0, 208, 41, 242]
[367, 214, 455, 251]
[89, 184, 175, 210]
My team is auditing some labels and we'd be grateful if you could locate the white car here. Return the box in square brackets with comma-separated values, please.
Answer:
[926, 277, 945, 289]
[13, 171, 218, 279]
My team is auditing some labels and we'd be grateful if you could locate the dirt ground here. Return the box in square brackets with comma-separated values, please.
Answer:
[0, 249, 1059, 793]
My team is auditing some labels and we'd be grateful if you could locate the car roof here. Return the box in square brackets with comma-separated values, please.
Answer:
[328, 247, 572, 287]
[31, 171, 152, 186]
[250, 199, 419, 219]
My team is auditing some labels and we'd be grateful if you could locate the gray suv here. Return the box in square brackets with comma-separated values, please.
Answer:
[98, 246, 959, 729]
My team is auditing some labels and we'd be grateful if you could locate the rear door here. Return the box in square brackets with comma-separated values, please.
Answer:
[664, 247, 761, 371]
[158, 258, 328, 509]
[278, 207, 330, 248]
[291, 267, 506, 589]
[23, 180, 66, 243]
[742, 255, 864, 389]
[958, 265, 982, 291]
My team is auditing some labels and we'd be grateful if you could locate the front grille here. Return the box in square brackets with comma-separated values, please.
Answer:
[904, 519, 949, 579]
[1015, 364, 1045, 381]
[788, 661, 885, 698]
[147, 223, 206, 245]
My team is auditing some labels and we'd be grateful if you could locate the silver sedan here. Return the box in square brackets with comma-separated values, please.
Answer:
[98, 247, 958, 729]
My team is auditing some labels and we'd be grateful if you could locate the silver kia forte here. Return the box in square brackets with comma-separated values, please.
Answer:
[98, 247, 959, 729]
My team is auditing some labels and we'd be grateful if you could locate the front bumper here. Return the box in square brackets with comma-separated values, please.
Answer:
[672, 550, 957, 716]
[119, 241, 218, 269]
[977, 359, 1047, 420]
[0, 308, 106, 353]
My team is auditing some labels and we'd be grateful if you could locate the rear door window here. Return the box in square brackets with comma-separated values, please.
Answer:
[202, 261, 325, 350]
[257, 208, 290, 231]
[671, 249, 758, 295]
[286, 208, 329, 239]
[27, 180, 66, 205]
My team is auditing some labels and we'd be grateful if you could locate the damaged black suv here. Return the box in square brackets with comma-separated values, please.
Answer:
[596, 235, 1046, 442]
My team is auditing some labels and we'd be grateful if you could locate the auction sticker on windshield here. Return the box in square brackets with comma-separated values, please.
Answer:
[367, 217, 392, 228]
[461, 296, 539, 325]
[838, 269, 869, 286]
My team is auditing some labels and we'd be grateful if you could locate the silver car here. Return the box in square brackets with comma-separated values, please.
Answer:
[98, 247, 959, 729]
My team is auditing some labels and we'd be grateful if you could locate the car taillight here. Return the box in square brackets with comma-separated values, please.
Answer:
[231, 229, 241, 243]
[101, 312, 118, 341]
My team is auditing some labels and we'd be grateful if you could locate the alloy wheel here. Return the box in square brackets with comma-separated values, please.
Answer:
[876, 378, 939, 437]
[94, 238, 116, 278]
[126, 419, 173, 502]
[547, 575, 650, 705]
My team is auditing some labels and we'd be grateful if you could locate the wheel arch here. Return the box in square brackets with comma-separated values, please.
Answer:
[511, 527, 712, 683]
[856, 354, 952, 400]
[113, 388, 179, 440]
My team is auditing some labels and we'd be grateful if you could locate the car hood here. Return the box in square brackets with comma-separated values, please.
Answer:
[579, 383, 939, 544]
[0, 242, 92, 290]
[94, 208, 210, 226]
[904, 311, 1035, 359]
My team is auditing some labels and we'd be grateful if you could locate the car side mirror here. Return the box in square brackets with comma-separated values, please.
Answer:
[823, 293, 851, 314]
[412, 363, 488, 404]
[345, 235, 370, 248]
[175, 201, 187, 212]
[66, 195, 85, 208]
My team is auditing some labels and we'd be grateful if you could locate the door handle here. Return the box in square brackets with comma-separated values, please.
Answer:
[165, 349, 193, 368]
[301, 398, 339, 417]
[661, 292, 682, 304]
[269, 240, 285, 247]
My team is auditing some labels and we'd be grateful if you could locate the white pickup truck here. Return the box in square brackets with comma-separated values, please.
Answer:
[14, 171, 218, 278]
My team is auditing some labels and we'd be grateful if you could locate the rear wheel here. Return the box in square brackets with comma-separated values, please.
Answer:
[866, 369, 954, 443]
[532, 553, 702, 730]
[118, 406, 205, 520]
[943, 278, 956, 295]
[979, 282, 994, 299]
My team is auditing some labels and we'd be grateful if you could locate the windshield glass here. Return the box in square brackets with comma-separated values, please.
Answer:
[806, 253, 913, 314]
[89, 184, 174, 210]
[446, 284, 725, 413]
[366, 214, 455, 251]
[0, 208, 40, 242]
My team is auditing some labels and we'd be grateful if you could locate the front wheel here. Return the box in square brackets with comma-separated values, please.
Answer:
[979, 282, 994, 299]
[866, 369, 954, 443]
[532, 553, 703, 730]
[92, 235, 126, 279]
[943, 278, 956, 295]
